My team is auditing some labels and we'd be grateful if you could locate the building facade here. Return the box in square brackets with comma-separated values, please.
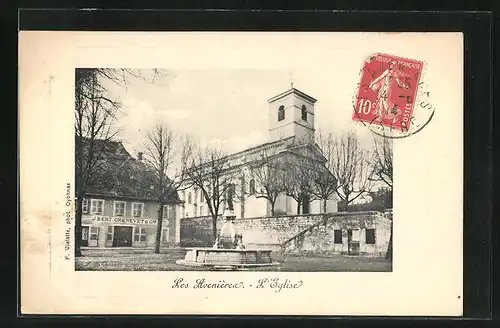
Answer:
[287, 212, 392, 257]
[78, 139, 181, 248]
[80, 196, 180, 248]
[180, 86, 339, 220]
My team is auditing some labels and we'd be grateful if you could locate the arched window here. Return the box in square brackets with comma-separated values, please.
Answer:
[301, 105, 308, 121]
[249, 179, 256, 195]
[278, 105, 285, 121]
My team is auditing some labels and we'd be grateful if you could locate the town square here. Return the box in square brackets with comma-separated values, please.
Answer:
[74, 68, 393, 272]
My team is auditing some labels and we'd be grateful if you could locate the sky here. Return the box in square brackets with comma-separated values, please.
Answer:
[103, 69, 377, 157]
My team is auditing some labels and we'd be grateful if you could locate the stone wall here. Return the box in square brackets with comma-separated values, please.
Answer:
[180, 214, 324, 247]
[180, 215, 217, 247]
[180, 212, 392, 257]
[283, 212, 392, 257]
[229, 214, 325, 248]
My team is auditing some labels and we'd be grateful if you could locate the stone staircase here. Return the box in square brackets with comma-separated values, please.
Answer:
[279, 211, 387, 253]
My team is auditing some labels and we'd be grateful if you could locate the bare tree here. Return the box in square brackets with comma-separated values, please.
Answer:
[246, 147, 287, 216]
[283, 156, 316, 214]
[76, 69, 167, 97]
[313, 131, 339, 213]
[185, 144, 233, 241]
[74, 68, 168, 257]
[142, 122, 192, 254]
[330, 131, 373, 206]
[368, 135, 393, 260]
[74, 70, 121, 258]
[369, 136, 393, 188]
[311, 169, 338, 213]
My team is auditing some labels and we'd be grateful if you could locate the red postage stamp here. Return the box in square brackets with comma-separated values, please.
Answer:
[353, 53, 424, 132]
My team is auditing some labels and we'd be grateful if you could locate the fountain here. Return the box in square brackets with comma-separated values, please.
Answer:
[176, 197, 281, 271]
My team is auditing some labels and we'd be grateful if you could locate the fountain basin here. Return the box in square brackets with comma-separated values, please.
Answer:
[176, 247, 281, 270]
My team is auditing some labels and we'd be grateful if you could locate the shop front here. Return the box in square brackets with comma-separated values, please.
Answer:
[81, 215, 176, 248]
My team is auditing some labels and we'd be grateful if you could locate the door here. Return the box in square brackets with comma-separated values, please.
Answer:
[113, 226, 133, 247]
[81, 226, 89, 247]
[347, 229, 360, 255]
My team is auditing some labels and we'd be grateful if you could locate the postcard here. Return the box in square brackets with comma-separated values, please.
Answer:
[19, 31, 463, 315]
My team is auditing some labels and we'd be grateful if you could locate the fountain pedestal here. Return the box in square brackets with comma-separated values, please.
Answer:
[176, 248, 280, 270]
[176, 210, 281, 270]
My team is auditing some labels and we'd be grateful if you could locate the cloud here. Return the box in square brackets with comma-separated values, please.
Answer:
[164, 75, 192, 98]
[159, 108, 192, 120]
[207, 138, 227, 148]
[119, 96, 155, 126]
[228, 130, 266, 153]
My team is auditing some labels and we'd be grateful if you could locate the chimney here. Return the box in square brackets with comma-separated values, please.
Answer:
[137, 152, 143, 161]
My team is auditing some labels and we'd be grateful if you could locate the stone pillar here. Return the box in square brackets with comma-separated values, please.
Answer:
[97, 224, 106, 248]
[342, 228, 349, 254]
[360, 228, 366, 254]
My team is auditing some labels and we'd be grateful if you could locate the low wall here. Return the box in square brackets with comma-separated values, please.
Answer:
[180, 215, 217, 247]
[180, 214, 325, 247]
[180, 212, 392, 257]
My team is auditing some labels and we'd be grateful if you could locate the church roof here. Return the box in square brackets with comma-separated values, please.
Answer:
[186, 136, 327, 178]
[267, 87, 317, 104]
[225, 136, 295, 161]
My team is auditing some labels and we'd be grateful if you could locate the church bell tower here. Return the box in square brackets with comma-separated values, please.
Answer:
[267, 84, 317, 144]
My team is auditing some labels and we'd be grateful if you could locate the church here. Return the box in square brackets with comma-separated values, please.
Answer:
[180, 85, 339, 220]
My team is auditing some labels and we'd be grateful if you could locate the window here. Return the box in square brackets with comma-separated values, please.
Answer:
[301, 105, 308, 121]
[90, 227, 99, 241]
[163, 205, 175, 219]
[188, 192, 192, 204]
[134, 227, 147, 242]
[193, 188, 198, 204]
[365, 229, 376, 245]
[200, 205, 204, 216]
[334, 229, 342, 244]
[132, 203, 144, 218]
[82, 198, 89, 213]
[90, 199, 104, 215]
[162, 228, 170, 243]
[278, 105, 285, 121]
[106, 226, 113, 241]
[249, 179, 256, 195]
[82, 226, 89, 240]
[200, 192, 204, 203]
[114, 201, 126, 217]
[226, 183, 235, 210]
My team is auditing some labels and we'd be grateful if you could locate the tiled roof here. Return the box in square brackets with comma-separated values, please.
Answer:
[81, 138, 180, 202]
